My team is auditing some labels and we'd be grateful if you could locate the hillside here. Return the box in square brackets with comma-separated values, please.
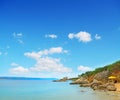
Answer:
[69, 60, 120, 91]
[79, 60, 120, 83]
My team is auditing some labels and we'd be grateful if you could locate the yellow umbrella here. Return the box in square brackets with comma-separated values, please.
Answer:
[108, 76, 117, 79]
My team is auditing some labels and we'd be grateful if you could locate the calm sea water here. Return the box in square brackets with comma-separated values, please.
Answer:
[0, 79, 120, 100]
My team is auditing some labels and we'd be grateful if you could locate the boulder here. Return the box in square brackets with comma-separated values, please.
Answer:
[91, 79, 102, 86]
[90, 79, 103, 90]
[97, 84, 107, 90]
[106, 83, 116, 91]
[70, 77, 89, 84]
[91, 81, 117, 91]
[80, 84, 91, 87]
[107, 85, 116, 91]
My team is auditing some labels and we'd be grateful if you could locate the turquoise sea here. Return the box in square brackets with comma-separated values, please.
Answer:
[0, 79, 120, 100]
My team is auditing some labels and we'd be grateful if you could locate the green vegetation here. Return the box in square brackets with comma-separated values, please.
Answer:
[69, 77, 79, 81]
[79, 60, 120, 77]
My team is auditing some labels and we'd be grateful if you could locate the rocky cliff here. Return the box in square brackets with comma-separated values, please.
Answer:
[70, 60, 120, 91]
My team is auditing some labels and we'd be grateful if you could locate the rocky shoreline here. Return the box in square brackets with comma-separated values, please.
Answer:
[53, 71, 119, 92]
[69, 69, 120, 92]
[53, 60, 120, 95]
[70, 77, 117, 91]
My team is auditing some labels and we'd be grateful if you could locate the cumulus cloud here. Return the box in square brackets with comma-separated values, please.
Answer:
[68, 31, 92, 42]
[24, 52, 40, 60]
[68, 33, 74, 39]
[10, 63, 30, 74]
[24, 47, 68, 59]
[95, 34, 101, 40]
[12, 32, 24, 44]
[11, 62, 19, 67]
[10, 67, 29, 74]
[10, 47, 72, 77]
[45, 34, 57, 39]
[78, 65, 92, 72]
[24, 47, 71, 73]
[30, 57, 72, 73]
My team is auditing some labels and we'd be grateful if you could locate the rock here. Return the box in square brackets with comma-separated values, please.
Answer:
[90, 79, 103, 90]
[90, 81, 117, 91]
[70, 77, 89, 84]
[53, 77, 68, 82]
[94, 71, 110, 82]
[81, 90, 85, 92]
[107, 85, 116, 91]
[91, 79, 103, 86]
[93, 85, 99, 90]
[80, 84, 91, 87]
[98, 84, 107, 90]
[106, 83, 116, 91]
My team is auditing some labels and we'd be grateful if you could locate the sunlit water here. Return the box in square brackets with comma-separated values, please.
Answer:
[0, 79, 120, 100]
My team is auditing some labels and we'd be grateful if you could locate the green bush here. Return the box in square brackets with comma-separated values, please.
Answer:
[79, 60, 120, 77]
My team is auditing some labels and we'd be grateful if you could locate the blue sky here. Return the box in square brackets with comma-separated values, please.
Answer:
[0, 0, 120, 78]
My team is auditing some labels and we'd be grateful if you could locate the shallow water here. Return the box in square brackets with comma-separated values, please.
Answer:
[0, 80, 120, 100]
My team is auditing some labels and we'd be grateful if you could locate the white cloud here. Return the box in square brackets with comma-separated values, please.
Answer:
[10, 63, 30, 74]
[68, 33, 74, 39]
[78, 65, 92, 72]
[45, 34, 57, 39]
[24, 47, 68, 59]
[68, 31, 92, 42]
[17, 33, 23, 37]
[24, 47, 71, 73]
[10, 47, 72, 77]
[11, 62, 19, 67]
[95, 34, 101, 40]
[10, 66, 29, 74]
[47, 47, 67, 54]
[13, 32, 23, 38]
[12, 32, 24, 44]
[30, 57, 72, 73]
[24, 52, 40, 60]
